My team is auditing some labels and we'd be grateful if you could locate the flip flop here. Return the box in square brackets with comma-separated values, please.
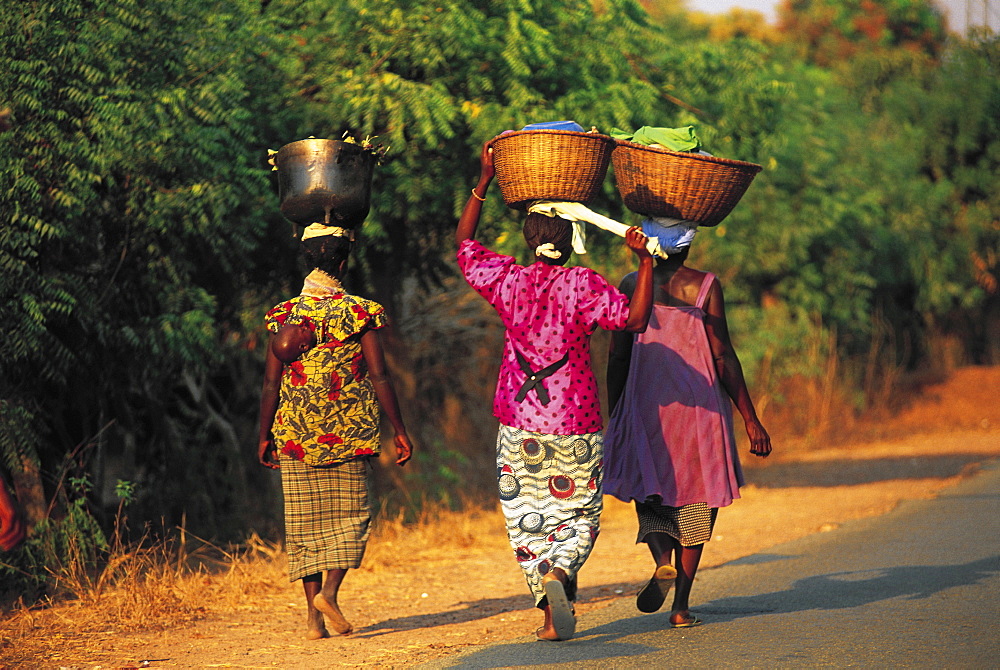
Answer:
[672, 616, 703, 628]
[543, 579, 576, 641]
[636, 564, 678, 613]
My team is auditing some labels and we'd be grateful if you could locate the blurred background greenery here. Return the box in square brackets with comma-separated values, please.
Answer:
[1, 0, 997, 597]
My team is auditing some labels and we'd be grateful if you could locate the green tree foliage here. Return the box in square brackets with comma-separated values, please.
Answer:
[264, 0, 689, 287]
[700, 31, 1000, 420]
[846, 36, 1000, 361]
[777, 0, 948, 65]
[0, 0, 290, 537]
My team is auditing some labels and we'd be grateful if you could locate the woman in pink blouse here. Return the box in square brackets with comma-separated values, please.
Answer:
[455, 142, 654, 641]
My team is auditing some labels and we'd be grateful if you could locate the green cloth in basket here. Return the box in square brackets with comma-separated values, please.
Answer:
[610, 125, 701, 152]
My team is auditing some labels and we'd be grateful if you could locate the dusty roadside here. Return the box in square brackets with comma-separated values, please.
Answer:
[2, 367, 998, 669]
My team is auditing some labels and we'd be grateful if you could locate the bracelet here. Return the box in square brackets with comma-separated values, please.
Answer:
[470, 188, 486, 202]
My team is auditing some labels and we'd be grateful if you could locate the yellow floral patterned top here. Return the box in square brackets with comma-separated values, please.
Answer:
[265, 286, 387, 467]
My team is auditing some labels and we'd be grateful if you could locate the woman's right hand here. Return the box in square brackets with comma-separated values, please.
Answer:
[746, 419, 772, 458]
[457, 141, 495, 244]
[259, 438, 280, 469]
[479, 141, 495, 183]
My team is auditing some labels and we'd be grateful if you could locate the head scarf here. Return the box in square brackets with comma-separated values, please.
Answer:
[641, 217, 698, 256]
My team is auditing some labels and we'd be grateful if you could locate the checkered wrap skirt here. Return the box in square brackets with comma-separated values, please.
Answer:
[280, 455, 371, 581]
[635, 497, 718, 547]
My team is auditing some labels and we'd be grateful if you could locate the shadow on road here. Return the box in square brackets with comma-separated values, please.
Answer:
[431, 554, 1000, 668]
[586, 553, 1000, 635]
[348, 593, 526, 638]
[744, 454, 986, 488]
[347, 582, 634, 639]
[697, 554, 1000, 619]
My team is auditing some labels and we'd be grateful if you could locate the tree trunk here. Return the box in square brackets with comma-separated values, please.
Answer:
[12, 455, 47, 526]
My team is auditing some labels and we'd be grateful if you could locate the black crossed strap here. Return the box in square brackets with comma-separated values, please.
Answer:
[513, 349, 570, 406]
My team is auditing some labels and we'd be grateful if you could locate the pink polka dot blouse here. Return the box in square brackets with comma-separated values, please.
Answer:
[457, 239, 630, 435]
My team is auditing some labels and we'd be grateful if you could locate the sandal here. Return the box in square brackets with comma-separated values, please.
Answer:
[672, 615, 703, 628]
[636, 564, 677, 613]
[543, 579, 576, 641]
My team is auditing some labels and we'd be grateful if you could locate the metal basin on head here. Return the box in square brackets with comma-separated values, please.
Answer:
[276, 138, 376, 227]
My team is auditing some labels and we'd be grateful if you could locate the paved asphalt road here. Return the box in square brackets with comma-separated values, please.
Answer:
[420, 458, 1000, 669]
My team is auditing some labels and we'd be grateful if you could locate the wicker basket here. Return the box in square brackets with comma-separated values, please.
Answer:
[612, 140, 762, 226]
[490, 130, 616, 210]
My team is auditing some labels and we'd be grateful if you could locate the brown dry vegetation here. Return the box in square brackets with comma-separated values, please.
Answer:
[1, 366, 999, 669]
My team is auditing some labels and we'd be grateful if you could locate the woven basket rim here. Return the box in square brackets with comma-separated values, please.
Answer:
[613, 139, 763, 172]
[490, 129, 617, 145]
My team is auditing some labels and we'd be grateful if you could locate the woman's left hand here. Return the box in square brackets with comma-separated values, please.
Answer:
[394, 434, 413, 466]
[624, 226, 652, 258]
[746, 420, 772, 458]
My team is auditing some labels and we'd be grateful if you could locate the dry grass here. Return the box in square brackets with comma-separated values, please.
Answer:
[0, 499, 498, 665]
[363, 496, 502, 571]
[1, 529, 276, 659]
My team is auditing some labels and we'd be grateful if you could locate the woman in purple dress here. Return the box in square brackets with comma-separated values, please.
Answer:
[604, 221, 771, 628]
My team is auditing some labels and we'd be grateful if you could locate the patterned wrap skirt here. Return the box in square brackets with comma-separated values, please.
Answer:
[497, 424, 604, 607]
[280, 454, 371, 581]
[635, 497, 718, 547]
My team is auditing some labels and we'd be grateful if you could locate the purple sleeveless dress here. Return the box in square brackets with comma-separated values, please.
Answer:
[604, 273, 744, 508]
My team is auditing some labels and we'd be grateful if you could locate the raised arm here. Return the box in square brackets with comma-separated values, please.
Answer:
[703, 280, 772, 458]
[622, 227, 654, 333]
[455, 141, 495, 245]
[607, 272, 638, 412]
[361, 328, 413, 466]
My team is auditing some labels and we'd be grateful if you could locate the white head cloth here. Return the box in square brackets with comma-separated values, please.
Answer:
[535, 243, 563, 259]
[301, 223, 355, 241]
[527, 200, 664, 257]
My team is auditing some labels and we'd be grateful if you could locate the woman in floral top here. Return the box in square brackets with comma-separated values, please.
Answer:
[257, 227, 412, 641]
[456, 141, 654, 641]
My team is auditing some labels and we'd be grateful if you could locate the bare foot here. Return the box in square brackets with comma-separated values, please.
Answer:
[305, 609, 330, 640]
[313, 592, 353, 635]
[305, 626, 331, 640]
[306, 607, 330, 640]
[535, 625, 562, 641]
